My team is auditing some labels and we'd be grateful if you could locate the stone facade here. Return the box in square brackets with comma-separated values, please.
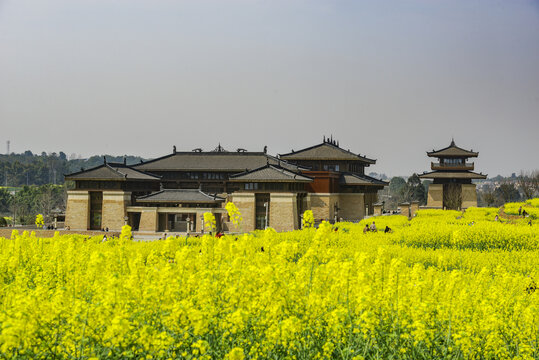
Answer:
[269, 193, 298, 232]
[339, 193, 365, 221]
[461, 184, 477, 209]
[307, 193, 338, 222]
[65, 190, 90, 230]
[102, 191, 131, 231]
[230, 193, 256, 232]
[138, 208, 158, 232]
[373, 203, 383, 216]
[426, 183, 477, 209]
[426, 184, 444, 208]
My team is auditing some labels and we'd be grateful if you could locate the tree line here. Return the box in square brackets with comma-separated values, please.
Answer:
[0, 185, 66, 226]
[0, 151, 144, 187]
[0, 151, 145, 226]
[478, 171, 539, 207]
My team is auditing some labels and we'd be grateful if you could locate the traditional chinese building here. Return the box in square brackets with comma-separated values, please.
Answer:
[419, 140, 487, 209]
[65, 138, 387, 233]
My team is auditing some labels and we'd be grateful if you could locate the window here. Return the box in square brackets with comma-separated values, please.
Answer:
[244, 183, 259, 190]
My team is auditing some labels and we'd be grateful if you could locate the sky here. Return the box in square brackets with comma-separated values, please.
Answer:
[1, 0, 538, 177]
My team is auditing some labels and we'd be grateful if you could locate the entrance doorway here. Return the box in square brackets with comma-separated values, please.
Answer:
[443, 183, 462, 210]
[129, 212, 141, 231]
[89, 192, 103, 230]
[255, 193, 270, 230]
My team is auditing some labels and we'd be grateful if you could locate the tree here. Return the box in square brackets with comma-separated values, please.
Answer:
[495, 182, 521, 203]
[532, 170, 539, 196]
[389, 177, 406, 196]
[0, 188, 12, 214]
[399, 174, 427, 205]
[518, 171, 536, 199]
[443, 183, 462, 210]
[481, 191, 498, 207]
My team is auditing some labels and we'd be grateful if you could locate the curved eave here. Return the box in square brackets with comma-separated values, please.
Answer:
[279, 156, 376, 164]
[418, 171, 487, 180]
[65, 177, 160, 182]
[339, 173, 388, 187]
[341, 182, 387, 187]
[426, 152, 478, 158]
[229, 179, 312, 183]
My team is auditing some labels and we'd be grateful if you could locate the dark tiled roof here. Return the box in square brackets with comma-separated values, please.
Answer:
[229, 164, 313, 182]
[133, 152, 305, 172]
[340, 173, 388, 186]
[279, 142, 376, 164]
[419, 171, 487, 180]
[136, 189, 225, 203]
[427, 140, 478, 158]
[65, 163, 161, 181]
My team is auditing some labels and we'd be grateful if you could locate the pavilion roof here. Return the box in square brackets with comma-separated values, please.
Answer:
[427, 140, 479, 158]
[134, 150, 304, 172]
[136, 189, 225, 204]
[65, 162, 161, 181]
[229, 164, 313, 183]
[418, 170, 487, 180]
[339, 173, 388, 186]
[279, 141, 376, 164]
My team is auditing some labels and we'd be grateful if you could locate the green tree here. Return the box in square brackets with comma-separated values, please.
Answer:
[495, 182, 521, 203]
[0, 188, 12, 214]
[400, 174, 427, 205]
[389, 177, 406, 196]
[481, 191, 499, 207]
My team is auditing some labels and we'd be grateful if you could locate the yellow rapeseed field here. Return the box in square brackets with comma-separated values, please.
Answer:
[0, 201, 538, 359]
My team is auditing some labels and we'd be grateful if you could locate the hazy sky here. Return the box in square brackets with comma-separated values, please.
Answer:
[1, 0, 538, 177]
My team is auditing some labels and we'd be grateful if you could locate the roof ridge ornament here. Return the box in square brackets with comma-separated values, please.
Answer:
[173, 145, 177, 154]
[103, 156, 107, 165]
[451, 138, 455, 146]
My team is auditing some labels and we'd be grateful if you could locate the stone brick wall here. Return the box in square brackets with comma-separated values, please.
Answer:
[230, 193, 255, 232]
[102, 191, 131, 231]
[65, 190, 90, 230]
[427, 184, 443, 208]
[138, 208, 158, 232]
[269, 193, 297, 232]
[307, 194, 339, 222]
[461, 184, 478, 209]
[339, 193, 365, 221]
